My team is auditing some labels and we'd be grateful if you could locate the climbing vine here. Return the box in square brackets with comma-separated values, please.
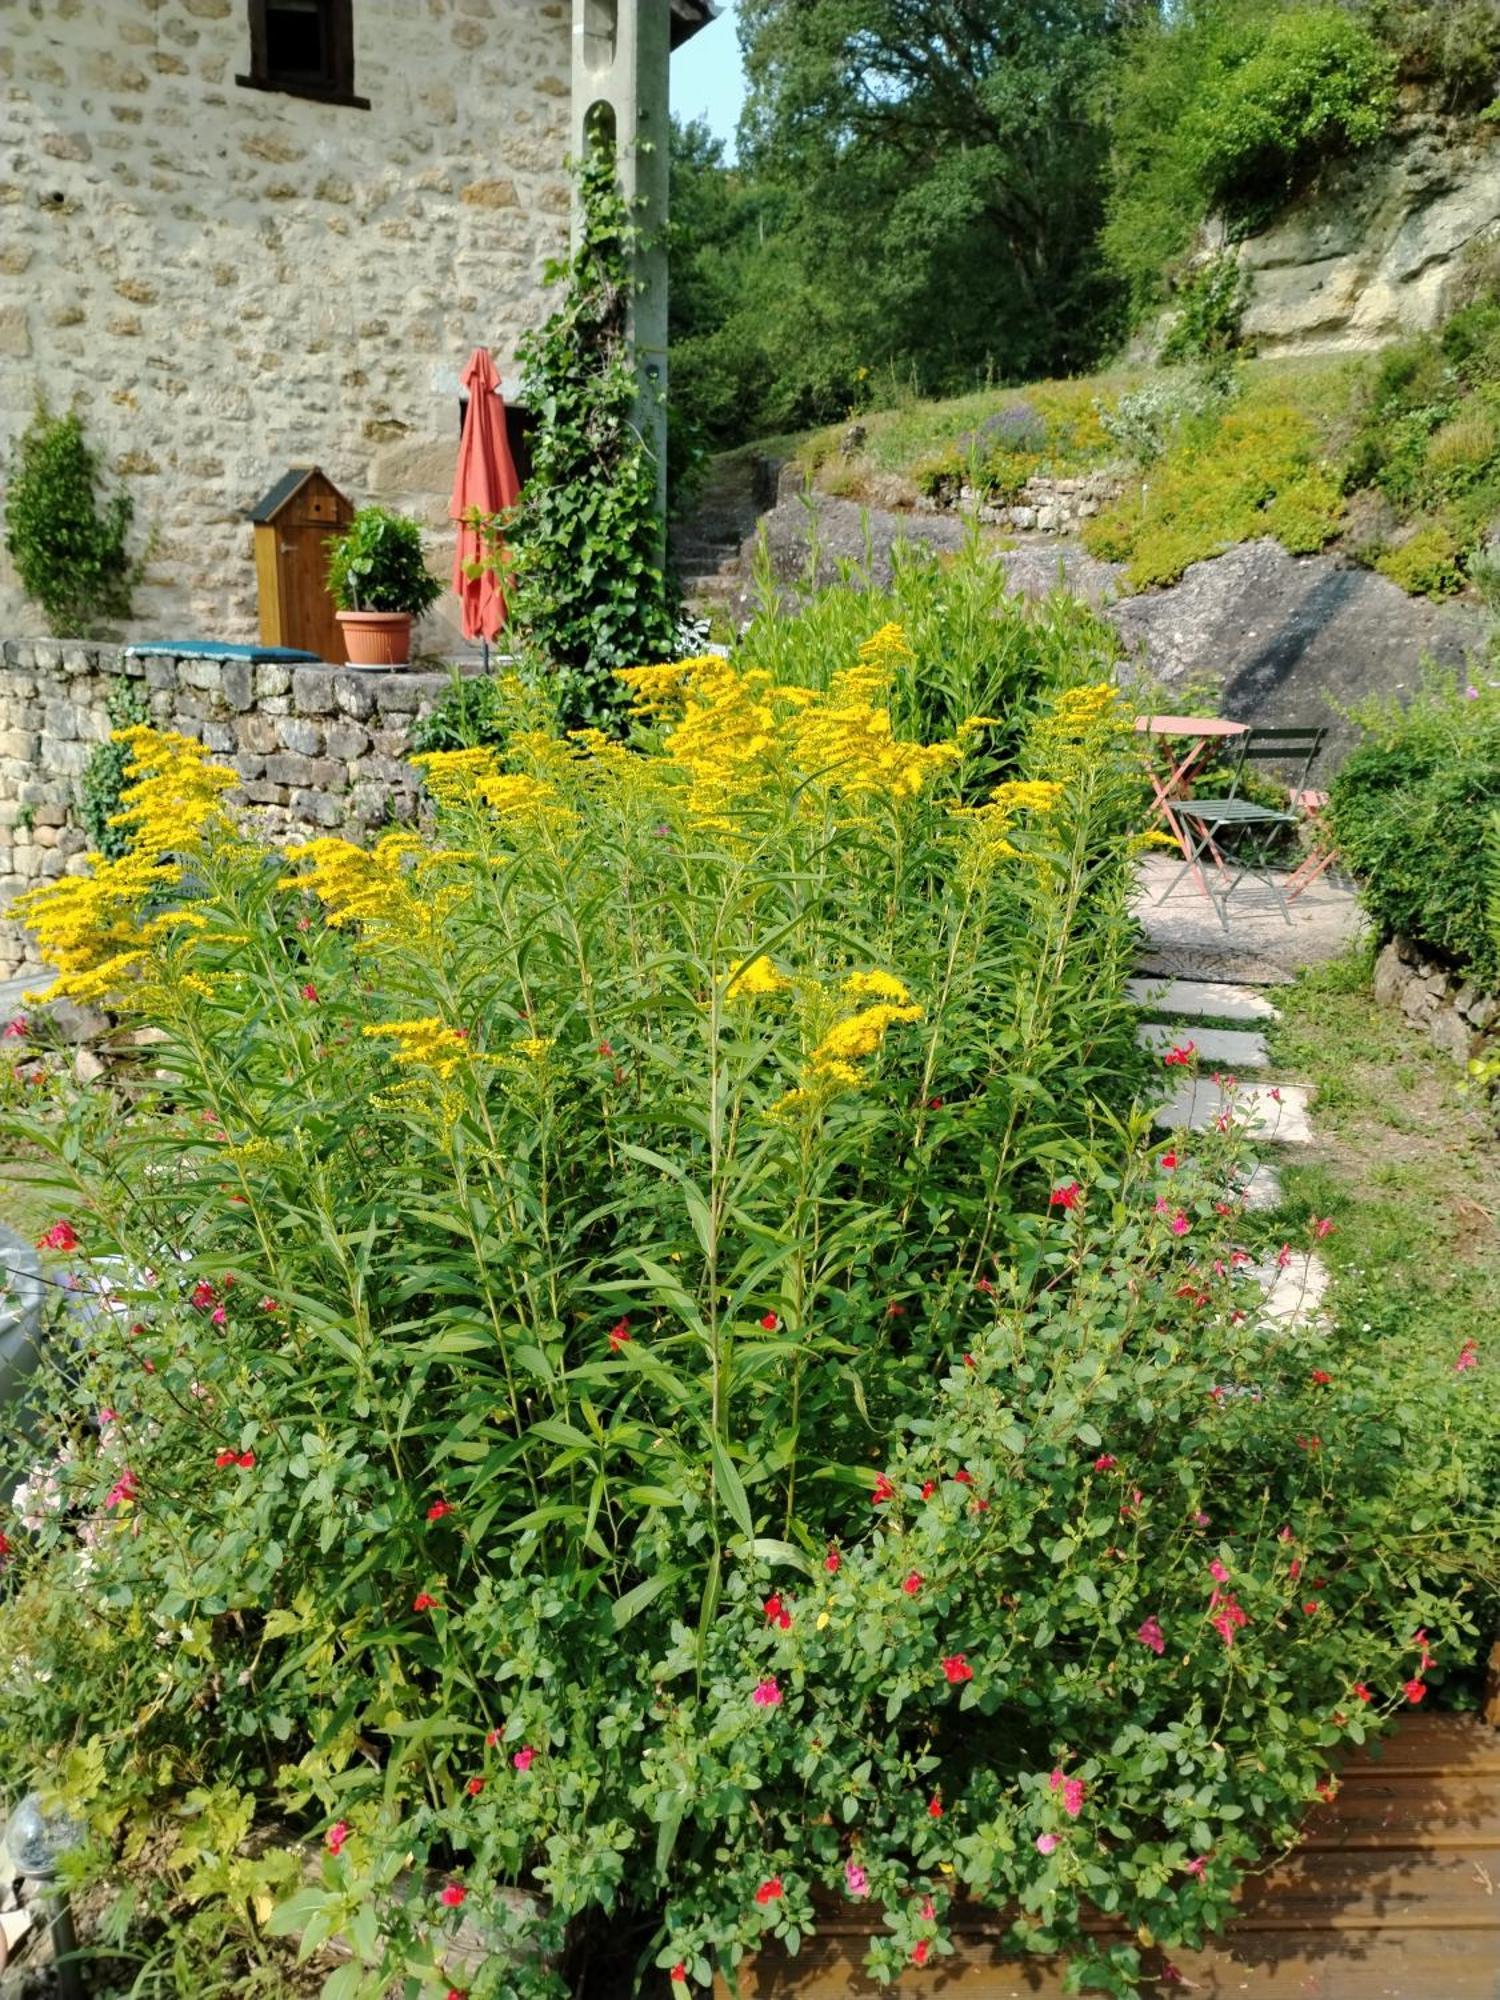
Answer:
[505, 141, 678, 731]
[3, 405, 142, 636]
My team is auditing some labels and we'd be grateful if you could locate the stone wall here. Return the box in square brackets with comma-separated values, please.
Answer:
[1230, 112, 1500, 356]
[0, 0, 573, 649]
[0, 639, 480, 975]
[1372, 935, 1498, 1068]
[915, 470, 1124, 535]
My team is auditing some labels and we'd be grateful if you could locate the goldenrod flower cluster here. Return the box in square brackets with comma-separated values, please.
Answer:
[618, 627, 970, 828]
[808, 1001, 923, 1072]
[281, 833, 461, 942]
[14, 725, 240, 1005]
[362, 1017, 473, 1081]
[771, 972, 923, 1116]
[410, 749, 568, 827]
[111, 726, 237, 855]
[950, 772, 1063, 890]
[726, 955, 790, 1002]
[841, 969, 912, 1005]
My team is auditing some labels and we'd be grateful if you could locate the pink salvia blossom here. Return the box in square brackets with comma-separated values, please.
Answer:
[1136, 1616, 1165, 1656]
[751, 1677, 781, 1708]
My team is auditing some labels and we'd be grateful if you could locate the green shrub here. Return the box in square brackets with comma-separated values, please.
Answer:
[327, 506, 443, 618]
[5, 659, 1494, 1997]
[77, 680, 149, 860]
[407, 670, 559, 756]
[1374, 521, 1466, 597]
[1364, 0, 1500, 110]
[1159, 254, 1251, 364]
[1330, 674, 1500, 984]
[2, 405, 141, 636]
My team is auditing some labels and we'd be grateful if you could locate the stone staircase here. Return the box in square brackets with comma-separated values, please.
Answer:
[669, 450, 785, 621]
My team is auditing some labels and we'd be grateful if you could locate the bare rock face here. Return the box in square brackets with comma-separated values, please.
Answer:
[1235, 115, 1500, 354]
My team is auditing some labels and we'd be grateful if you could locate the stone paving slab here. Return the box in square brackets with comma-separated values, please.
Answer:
[1154, 1078, 1315, 1144]
[1125, 976, 1280, 1023]
[1238, 1163, 1285, 1212]
[1133, 855, 1363, 978]
[1247, 1250, 1332, 1330]
[1136, 949, 1296, 986]
[1138, 1022, 1270, 1068]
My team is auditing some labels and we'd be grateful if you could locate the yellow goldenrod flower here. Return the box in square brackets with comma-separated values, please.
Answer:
[110, 726, 237, 855]
[841, 969, 911, 1005]
[726, 955, 789, 1001]
[362, 1017, 473, 1081]
[993, 780, 1063, 814]
[809, 1001, 922, 1072]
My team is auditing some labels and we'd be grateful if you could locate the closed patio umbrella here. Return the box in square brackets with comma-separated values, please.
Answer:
[450, 346, 521, 662]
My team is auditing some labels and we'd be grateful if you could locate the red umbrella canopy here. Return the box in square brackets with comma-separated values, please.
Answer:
[450, 347, 521, 643]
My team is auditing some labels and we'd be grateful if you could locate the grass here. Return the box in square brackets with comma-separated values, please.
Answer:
[1265, 947, 1500, 1368]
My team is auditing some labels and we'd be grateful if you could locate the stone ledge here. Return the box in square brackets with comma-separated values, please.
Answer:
[1373, 935, 1499, 1066]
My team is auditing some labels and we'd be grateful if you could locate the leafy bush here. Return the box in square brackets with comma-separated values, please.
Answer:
[3, 405, 141, 636]
[1096, 369, 1236, 467]
[407, 671, 559, 757]
[1374, 521, 1466, 597]
[1084, 403, 1344, 589]
[1364, 0, 1500, 110]
[1159, 255, 1251, 365]
[327, 507, 443, 618]
[77, 679, 149, 860]
[507, 144, 677, 729]
[1330, 674, 1500, 985]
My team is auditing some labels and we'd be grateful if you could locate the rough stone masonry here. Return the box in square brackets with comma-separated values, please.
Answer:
[0, 639, 482, 975]
[0, 0, 575, 650]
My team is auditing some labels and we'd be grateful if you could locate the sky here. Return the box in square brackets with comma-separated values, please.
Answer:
[671, 2, 749, 158]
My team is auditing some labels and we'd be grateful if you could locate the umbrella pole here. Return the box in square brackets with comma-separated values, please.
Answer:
[482, 638, 490, 673]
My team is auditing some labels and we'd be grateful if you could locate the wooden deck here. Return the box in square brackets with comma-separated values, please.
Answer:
[725, 1717, 1500, 1999]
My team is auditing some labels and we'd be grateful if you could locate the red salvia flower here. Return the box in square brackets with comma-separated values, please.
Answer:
[941, 1653, 973, 1685]
[903, 1572, 923, 1596]
[1049, 1181, 1081, 1210]
[427, 1500, 453, 1522]
[608, 1317, 631, 1352]
[466, 1777, 484, 1796]
[325, 1822, 350, 1856]
[439, 1883, 465, 1909]
[36, 1222, 78, 1252]
[413, 1592, 440, 1612]
[872, 1474, 895, 1505]
[754, 1877, 783, 1907]
[759, 1311, 779, 1330]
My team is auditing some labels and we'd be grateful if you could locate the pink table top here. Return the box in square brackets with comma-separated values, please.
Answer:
[1133, 715, 1248, 737]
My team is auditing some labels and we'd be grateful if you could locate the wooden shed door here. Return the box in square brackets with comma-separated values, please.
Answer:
[278, 509, 347, 664]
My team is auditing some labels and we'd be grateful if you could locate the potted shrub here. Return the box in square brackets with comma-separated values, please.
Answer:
[327, 505, 443, 666]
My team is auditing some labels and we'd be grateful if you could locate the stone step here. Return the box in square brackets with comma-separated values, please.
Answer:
[1137, 1022, 1270, 1068]
[1126, 976, 1279, 1024]
[1247, 1249, 1331, 1330]
[1238, 1162, 1284, 1212]
[1154, 1078, 1315, 1144]
[1136, 951, 1295, 987]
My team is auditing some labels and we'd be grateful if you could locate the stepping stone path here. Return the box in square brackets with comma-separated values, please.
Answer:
[1128, 857, 1360, 1329]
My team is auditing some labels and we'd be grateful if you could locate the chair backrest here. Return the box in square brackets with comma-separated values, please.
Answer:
[1225, 725, 1327, 798]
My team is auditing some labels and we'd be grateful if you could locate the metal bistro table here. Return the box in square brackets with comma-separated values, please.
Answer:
[1133, 713, 1249, 899]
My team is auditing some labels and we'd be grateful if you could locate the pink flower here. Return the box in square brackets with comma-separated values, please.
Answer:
[902, 1572, 923, 1596]
[1049, 1181, 1081, 1210]
[764, 1593, 792, 1630]
[1169, 1211, 1190, 1236]
[1455, 1339, 1479, 1373]
[1159, 1150, 1178, 1170]
[2, 1017, 27, 1038]
[844, 1861, 869, 1900]
[259, 1296, 280, 1313]
[37, 1222, 79, 1253]
[824, 1546, 841, 1573]
[485, 1727, 502, 1747]
[1136, 1617, 1165, 1656]
[670, 1967, 686, 1988]
[513, 1746, 535, 1771]
[911, 1941, 930, 1968]
[325, 1821, 350, 1856]
[439, 1883, 466, 1909]
[751, 1678, 781, 1708]
[1353, 1682, 1373, 1703]
[1276, 1243, 1293, 1270]
[608, 1317, 631, 1352]
[466, 1776, 484, 1796]
[1035, 1833, 1058, 1855]
[941, 1653, 973, 1685]
[1049, 1770, 1085, 1818]
[237, 1450, 255, 1469]
[1311, 1216, 1334, 1238]
[754, 1877, 782, 1907]
[1193, 1510, 1210, 1527]
[211, 1305, 227, 1326]
[191, 1280, 216, 1310]
[1182, 1856, 1207, 1877]
[301, 983, 318, 1002]
[872, 1474, 895, 1505]
[105, 1469, 138, 1509]
[1093, 1454, 1118, 1472]
[1163, 1043, 1196, 1067]
[1208, 1559, 1230, 1584]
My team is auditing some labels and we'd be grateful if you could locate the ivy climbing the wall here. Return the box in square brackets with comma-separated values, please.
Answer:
[505, 141, 678, 732]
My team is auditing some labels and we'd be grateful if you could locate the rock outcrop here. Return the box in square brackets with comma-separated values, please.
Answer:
[1233, 114, 1500, 355]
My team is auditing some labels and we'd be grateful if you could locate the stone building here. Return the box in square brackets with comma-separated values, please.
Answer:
[0, 0, 711, 652]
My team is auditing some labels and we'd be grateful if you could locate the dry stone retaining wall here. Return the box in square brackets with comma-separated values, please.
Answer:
[0, 640, 480, 975]
[1372, 935, 1499, 1069]
[915, 471, 1124, 534]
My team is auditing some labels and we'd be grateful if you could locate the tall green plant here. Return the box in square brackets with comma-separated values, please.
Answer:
[506, 144, 677, 730]
[78, 679, 149, 860]
[3, 405, 141, 636]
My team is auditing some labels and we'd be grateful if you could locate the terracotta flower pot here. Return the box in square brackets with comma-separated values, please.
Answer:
[336, 610, 414, 668]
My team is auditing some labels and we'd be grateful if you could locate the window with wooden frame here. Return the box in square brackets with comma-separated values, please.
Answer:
[236, 0, 369, 110]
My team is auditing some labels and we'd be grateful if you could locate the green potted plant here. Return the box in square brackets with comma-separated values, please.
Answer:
[327, 505, 443, 667]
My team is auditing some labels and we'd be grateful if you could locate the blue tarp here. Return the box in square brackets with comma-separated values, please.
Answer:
[123, 642, 322, 662]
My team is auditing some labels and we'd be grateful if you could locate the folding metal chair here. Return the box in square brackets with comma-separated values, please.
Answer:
[1162, 725, 1328, 928]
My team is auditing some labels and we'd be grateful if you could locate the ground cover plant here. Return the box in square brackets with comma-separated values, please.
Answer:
[0, 616, 1493, 1998]
[1328, 672, 1500, 989]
